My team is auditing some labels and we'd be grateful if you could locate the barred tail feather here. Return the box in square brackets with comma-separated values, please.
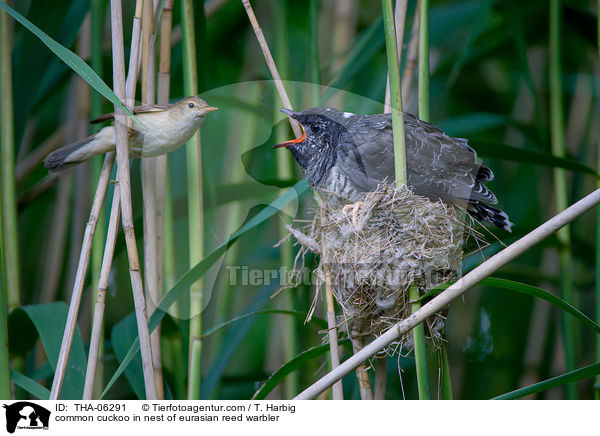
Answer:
[468, 201, 513, 232]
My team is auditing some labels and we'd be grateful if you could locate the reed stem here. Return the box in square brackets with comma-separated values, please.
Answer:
[309, 0, 321, 105]
[374, 357, 387, 400]
[401, 8, 419, 102]
[0, 4, 20, 312]
[0, 261, 8, 399]
[140, 0, 164, 399]
[384, 0, 407, 111]
[321, 210, 344, 400]
[382, 0, 406, 187]
[351, 335, 373, 400]
[417, 0, 429, 122]
[549, 0, 576, 399]
[308, 1, 342, 399]
[1, 10, 16, 397]
[110, 0, 157, 399]
[385, 0, 432, 400]
[89, 0, 106, 399]
[0, 9, 10, 389]
[409, 285, 430, 399]
[181, 0, 205, 400]
[440, 343, 453, 399]
[412, 0, 434, 399]
[155, 0, 174, 397]
[273, 0, 299, 398]
[84, 0, 145, 399]
[596, 0, 600, 402]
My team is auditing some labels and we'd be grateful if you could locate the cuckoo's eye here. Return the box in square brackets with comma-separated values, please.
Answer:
[309, 124, 323, 134]
[188, 102, 195, 108]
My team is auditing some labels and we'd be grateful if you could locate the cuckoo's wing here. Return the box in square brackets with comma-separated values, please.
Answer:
[336, 113, 497, 204]
[335, 114, 396, 192]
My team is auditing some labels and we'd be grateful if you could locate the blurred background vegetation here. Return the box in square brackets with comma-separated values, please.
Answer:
[0, 0, 599, 400]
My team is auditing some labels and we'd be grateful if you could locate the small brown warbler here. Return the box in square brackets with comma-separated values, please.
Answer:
[44, 96, 217, 172]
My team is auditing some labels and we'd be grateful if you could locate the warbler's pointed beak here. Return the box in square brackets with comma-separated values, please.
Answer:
[273, 124, 306, 149]
[202, 106, 219, 112]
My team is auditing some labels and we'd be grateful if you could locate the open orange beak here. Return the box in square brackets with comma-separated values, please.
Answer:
[273, 125, 306, 149]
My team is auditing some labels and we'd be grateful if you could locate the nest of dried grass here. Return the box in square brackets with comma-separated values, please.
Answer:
[288, 184, 474, 352]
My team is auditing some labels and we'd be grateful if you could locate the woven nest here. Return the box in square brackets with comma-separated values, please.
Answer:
[288, 184, 475, 353]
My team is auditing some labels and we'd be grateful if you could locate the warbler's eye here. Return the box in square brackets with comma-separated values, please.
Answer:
[310, 124, 322, 134]
[188, 102, 195, 108]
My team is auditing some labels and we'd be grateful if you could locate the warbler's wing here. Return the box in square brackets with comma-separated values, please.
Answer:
[89, 104, 171, 124]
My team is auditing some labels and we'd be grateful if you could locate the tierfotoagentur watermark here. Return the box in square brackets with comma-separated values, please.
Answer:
[225, 264, 456, 289]
[226, 265, 314, 287]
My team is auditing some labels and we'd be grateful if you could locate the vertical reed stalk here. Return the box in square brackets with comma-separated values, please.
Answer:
[549, 0, 576, 400]
[409, 286, 430, 399]
[84, 0, 145, 399]
[1, 9, 27, 397]
[386, 0, 431, 398]
[415, 0, 450, 399]
[52, 0, 148, 396]
[0, 257, 8, 398]
[384, 0, 407, 111]
[48, 8, 125, 396]
[89, 0, 105, 399]
[309, 0, 321, 105]
[156, 0, 174, 397]
[329, 0, 356, 109]
[417, 0, 429, 122]
[110, 0, 157, 400]
[140, 0, 164, 399]
[320, 204, 344, 400]
[351, 335, 373, 400]
[181, 0, 204, 400]
[381, 0, 409, 401]
[440, 344, 453, 399]
[0, 13, 9, 392]
[323, 259, 344, 400]
[596, 0, 600, 402]
[309, 1, 342, 399]
[163, 164, 177, 305]
[414, 0, 434, 400]
[243, 0, 338, 397]
[401, 8, 419, 101]
[157, 0, 173, 105]
[382, 0, 406, 187]
[374, 357, 387, 400]
[0, 5, 20, 312]
[273, 0, 299, 398]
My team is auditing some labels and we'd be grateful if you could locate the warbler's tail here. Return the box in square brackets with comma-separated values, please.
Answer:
[44, 127, 114, 173]
[43, 136, 93, 172]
